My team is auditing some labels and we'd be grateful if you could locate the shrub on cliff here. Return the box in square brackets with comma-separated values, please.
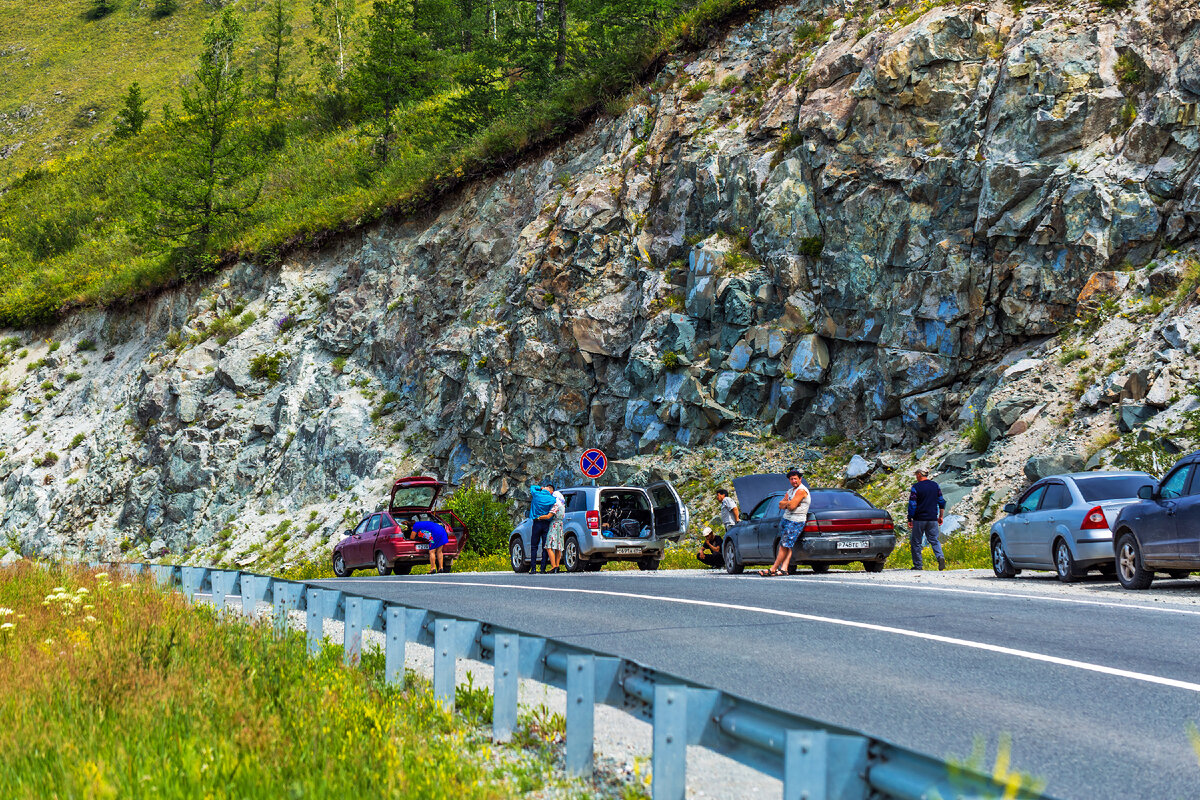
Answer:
[444, 482, 515, 556]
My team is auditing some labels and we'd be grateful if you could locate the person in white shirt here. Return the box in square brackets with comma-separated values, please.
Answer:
[716, 488, 739, 532]
[761, 469, 810, 577]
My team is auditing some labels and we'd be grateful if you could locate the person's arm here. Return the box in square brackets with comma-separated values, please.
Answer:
[907, 488, 917, 522]
[731, 503, 740, 523]
[937, 489, 946, 524]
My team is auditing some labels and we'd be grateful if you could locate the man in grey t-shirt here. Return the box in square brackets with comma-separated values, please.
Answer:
[716, 489, 739, 532]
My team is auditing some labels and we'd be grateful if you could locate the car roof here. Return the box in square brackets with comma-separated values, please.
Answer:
[1041, 471, 1155, 481]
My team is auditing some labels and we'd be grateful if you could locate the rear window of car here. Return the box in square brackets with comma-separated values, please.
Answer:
[809, 491, 874, 511]
[1073, 475, 1154, 501]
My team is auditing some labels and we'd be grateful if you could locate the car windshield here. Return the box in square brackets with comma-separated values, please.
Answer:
[1073, 475, 1154, 501]
[809, 491, 873, 511]
[393, 486, 437, 508]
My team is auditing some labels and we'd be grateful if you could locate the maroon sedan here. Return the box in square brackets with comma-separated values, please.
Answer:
[332, 476, 469, 577]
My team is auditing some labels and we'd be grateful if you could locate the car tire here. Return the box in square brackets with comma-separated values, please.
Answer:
[333, 552, 350, 578]
[1167, 569, 1191, 580]
[564, 537, 586, 573]
[863, 560, 885, 573]
[375, 551, 392, 577]
[510, 537, 529, 574]
[443, 559, 454, 574]
[393, 563, 413, 575]
[723, 538, 744, 575]
[637, 556, 661, 571]
[1053, 539, 1077, 583]
[1116, 533, 1154, 590]
[809, 563, 830, 574]
[991, 536, 1017, 579]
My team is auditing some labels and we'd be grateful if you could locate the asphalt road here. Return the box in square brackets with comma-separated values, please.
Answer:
[310, 568, 1200, 799]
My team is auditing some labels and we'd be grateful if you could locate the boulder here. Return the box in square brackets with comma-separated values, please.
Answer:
[0, 550, 21, 567]
[1117, 402, 1156, 434]
[1024, 450, 1085, 482]
[787, 335, 830, 382]
[1161, 320, 1192, 350]
[844, 454, 874, 480]
[986, 396, 1036, 440]
[1146, 370, 1173, 408]
[1005, 404, 1044, 437]
[1001, 358, 1041, 381]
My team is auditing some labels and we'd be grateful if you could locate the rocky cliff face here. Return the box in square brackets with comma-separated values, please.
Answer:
[2, 0, 1200, 560]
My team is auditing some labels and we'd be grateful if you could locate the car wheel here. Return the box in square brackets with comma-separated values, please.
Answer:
[1167, 569, 1191, 580]
[510, 538, 529, 574]
[723, 538, 744, 575]
[637, 556, 661, 571]
[991, 536, 1017, 579]
[1053, 539, 1077, 584]
[393, 562, 413, 575]
[333, 552, 350, 578]
[1116, 533, 1154, 590]
[863, 560, 885, 573]
[375, 551, 392, 577]
[809, 563, 830, 574]
[564, 537, 586, 573]
[443, 559, 454, 574]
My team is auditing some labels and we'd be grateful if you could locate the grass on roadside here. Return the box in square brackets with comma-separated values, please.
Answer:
[0, 562, 537, 799]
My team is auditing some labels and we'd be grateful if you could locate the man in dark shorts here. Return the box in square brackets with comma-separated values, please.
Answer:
[408, 518, 451, 573]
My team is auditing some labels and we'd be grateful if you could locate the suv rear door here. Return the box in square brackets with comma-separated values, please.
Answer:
[647, 481, 687, 540]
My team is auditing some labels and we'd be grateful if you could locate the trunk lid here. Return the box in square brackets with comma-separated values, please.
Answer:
[389, 476, 445, 513]
[647, 481, 688, 540]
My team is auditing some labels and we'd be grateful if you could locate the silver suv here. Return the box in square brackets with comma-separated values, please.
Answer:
[509, 482, 688, 572]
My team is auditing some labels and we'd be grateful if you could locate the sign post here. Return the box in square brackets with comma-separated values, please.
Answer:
[579, 449, 607, 486]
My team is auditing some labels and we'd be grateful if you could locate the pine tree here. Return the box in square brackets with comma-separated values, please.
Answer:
[113, 82, 150, 138]
[147, 10, 260, 268]
[262, 0, 293, 101]
[354, 0, 442, 157]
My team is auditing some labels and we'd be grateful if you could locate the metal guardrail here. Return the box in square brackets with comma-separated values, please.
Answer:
[104, 561, 1052, 800]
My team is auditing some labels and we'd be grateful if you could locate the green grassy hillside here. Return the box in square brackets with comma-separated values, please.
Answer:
[0, 0, 319, 182]
[0, 0, 775, 328]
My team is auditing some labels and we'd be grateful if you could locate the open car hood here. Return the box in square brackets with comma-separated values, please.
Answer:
[389, 476, 445, 513]
[732, 473, 810, 517]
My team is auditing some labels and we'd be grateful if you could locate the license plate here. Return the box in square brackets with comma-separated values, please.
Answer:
[415, 544, 429, 551]
[616, 547, 641, 555]
[836, 540, 870, 550]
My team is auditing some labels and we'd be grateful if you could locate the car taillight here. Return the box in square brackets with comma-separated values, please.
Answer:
[1081, 506, 1109, 530]
[881, 519, 894, 531]
[587, 511, 600, 530]
[803, 520, 820, 533]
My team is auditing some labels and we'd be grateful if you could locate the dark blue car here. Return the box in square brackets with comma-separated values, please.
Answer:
[1111, 451, 1200, 590]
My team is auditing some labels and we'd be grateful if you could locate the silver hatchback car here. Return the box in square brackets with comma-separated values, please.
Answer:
[990, 471, 1155, 582]
[509, 482, 688, 572]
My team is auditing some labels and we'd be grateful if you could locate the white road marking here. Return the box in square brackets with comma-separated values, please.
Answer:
[799, 576, 1200, 617]
[334, 579, 1200, 694]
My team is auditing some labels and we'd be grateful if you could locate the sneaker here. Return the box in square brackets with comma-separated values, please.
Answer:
[909, 565, 922, 570]
[937, 556, 946, 571]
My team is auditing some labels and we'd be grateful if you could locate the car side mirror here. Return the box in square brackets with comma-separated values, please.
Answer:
[1137, 485, 1155, 500]
[342, 529, 353, 538]
[1003, 502, 1018, 514]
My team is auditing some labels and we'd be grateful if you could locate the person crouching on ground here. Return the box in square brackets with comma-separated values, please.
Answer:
[761, 469, 810, 577]
[407, 518, 452, 574]
[529, 484, 556, 574]
[697, 527, 724, 568]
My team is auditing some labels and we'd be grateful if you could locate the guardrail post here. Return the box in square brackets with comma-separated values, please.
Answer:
[209, 570, 234, 611]
[566, 654, 595, 778]
[306, 588, 324, 656]
[652, 685, 687, 800]
[152, 565, 173, 587]
[344, 596, 363, 666]
[785, 729, 827, 800]
[274, 583, 301, 638]
[241, 575, 260, 619]
[433, 618, 455, 709]
[493, 633, 519, 743]
[386, 606, 405, 685]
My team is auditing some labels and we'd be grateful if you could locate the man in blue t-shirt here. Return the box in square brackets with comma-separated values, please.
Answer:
[907, 468, 946, 571]
[408, 518, 451, 573]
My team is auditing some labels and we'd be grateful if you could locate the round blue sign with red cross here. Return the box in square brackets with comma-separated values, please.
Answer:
[579, 449, 608, 479]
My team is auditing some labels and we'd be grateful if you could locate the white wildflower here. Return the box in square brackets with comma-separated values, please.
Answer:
[0, 622, 14, 631]
[83, 615, 98, 624]
[120, 583, 133, 589]
[0, 607, 12, 617]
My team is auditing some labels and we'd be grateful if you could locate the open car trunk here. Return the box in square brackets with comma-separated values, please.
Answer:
[648, 481, 687, 540]
[389, 476, 444, 514]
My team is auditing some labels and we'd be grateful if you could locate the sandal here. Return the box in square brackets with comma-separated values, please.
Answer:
[758, 568, 780, 577]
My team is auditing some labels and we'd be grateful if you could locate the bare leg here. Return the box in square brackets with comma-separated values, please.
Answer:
[777, 546, 793, 573]
[437, 548, 445, 572]
[428, 551, 437, 572]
